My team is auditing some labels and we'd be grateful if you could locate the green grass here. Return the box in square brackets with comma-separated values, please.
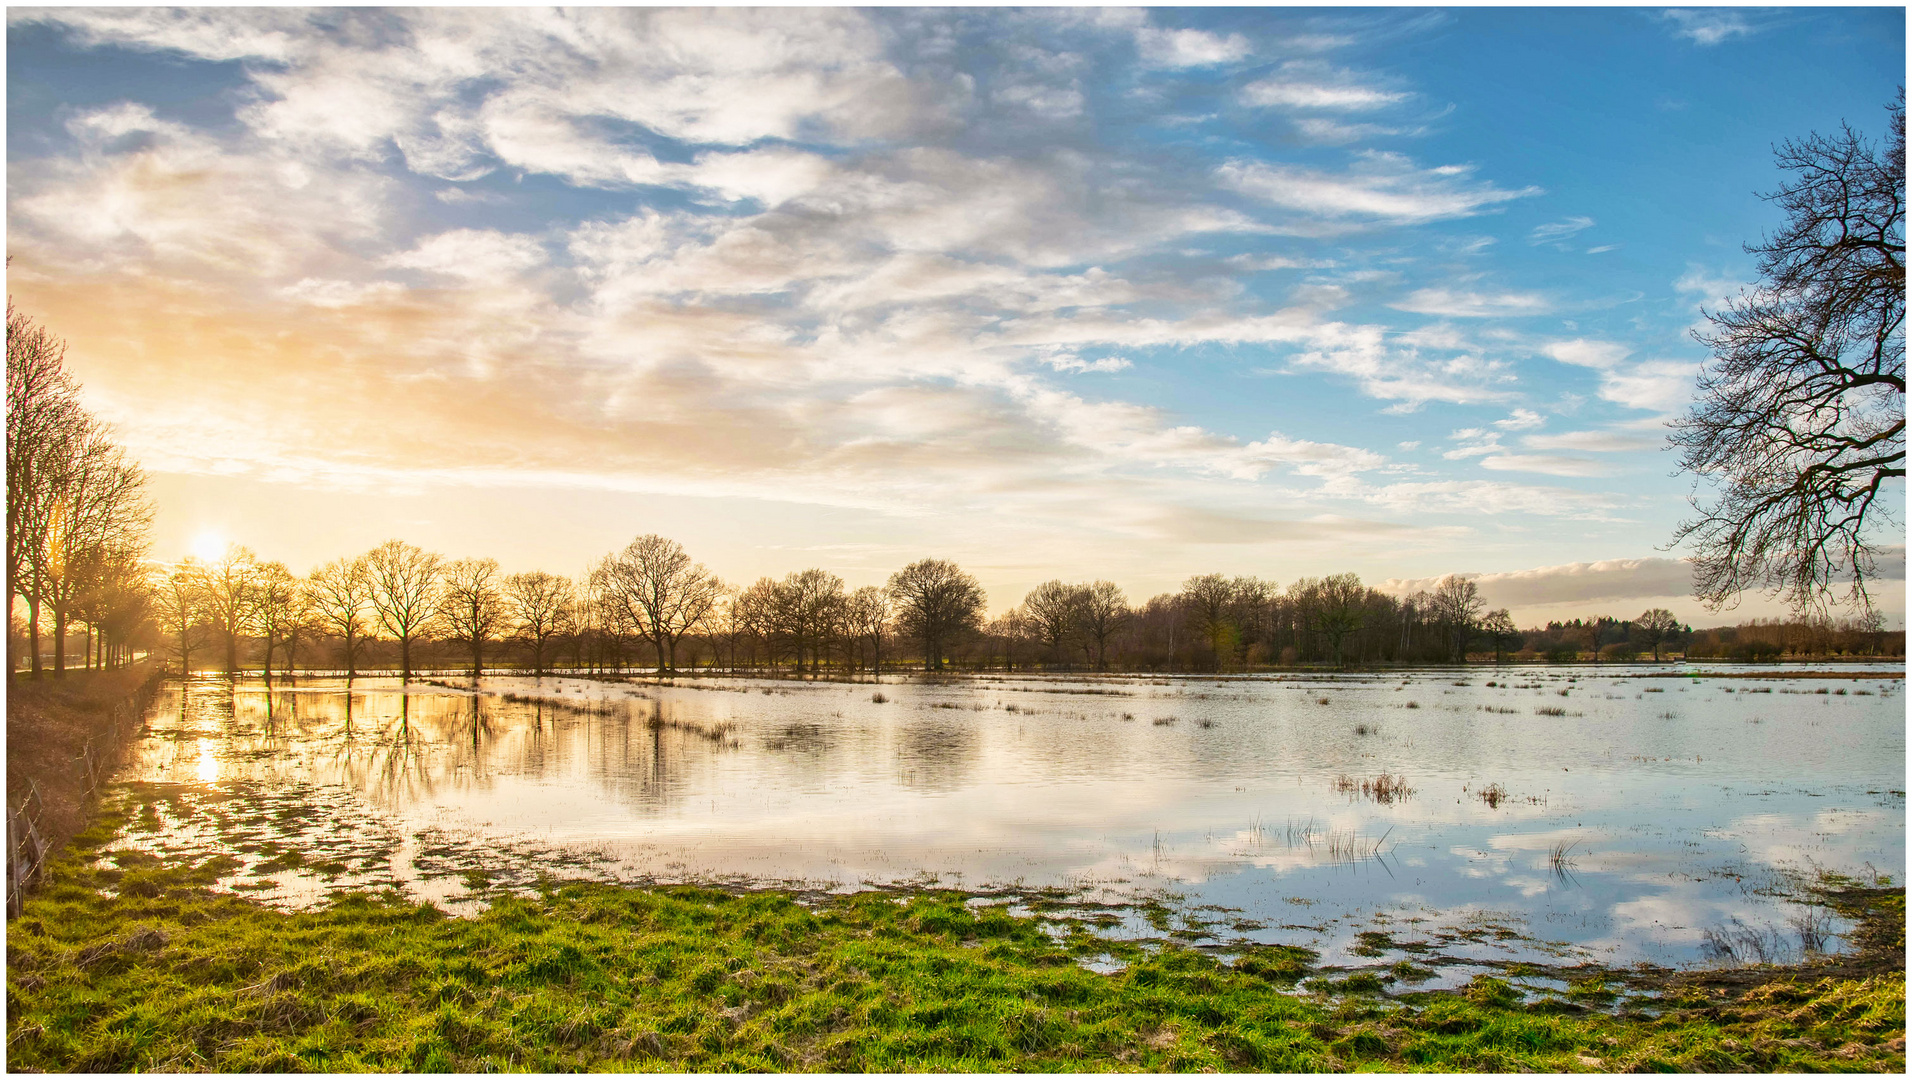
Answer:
[6, 818, 1905, 1072]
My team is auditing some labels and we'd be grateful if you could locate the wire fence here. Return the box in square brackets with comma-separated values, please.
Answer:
[6, 665, 165, 917]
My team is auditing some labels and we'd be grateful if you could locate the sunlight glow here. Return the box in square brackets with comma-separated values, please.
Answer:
[189, 530, 227, 563]
[195, 740, 220, 785]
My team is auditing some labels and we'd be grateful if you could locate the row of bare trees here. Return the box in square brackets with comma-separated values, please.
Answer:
[155, 516, 1639, 677]
[6, 299, 153, 678]
[152, 530, 1004, 678]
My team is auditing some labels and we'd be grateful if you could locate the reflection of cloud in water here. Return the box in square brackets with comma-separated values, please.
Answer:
[110, 671, 1903, 968]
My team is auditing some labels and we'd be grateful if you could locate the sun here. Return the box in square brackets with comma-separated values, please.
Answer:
[189, 530, 228, 563]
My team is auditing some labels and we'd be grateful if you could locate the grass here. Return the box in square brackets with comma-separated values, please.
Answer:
[9, 822, 1904, 1073]
[1331, 773, 1414, 805]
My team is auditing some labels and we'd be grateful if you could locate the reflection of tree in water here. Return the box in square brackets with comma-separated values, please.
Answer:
[895, 720, 978, 793]
[144, 679, 750, 828]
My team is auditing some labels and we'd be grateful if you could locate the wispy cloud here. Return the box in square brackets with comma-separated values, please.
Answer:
[1219, 151, 1540, 226]
[1391, 287, 1550, 318]
[1241, 61, 1408, 110]
[1529, 215, 1594, 245]
[1658, 9, 1761, 46]
[1478, 453, 1615, 478]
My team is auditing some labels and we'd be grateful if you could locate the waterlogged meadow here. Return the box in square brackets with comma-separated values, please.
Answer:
[95, 665, 1903, 985]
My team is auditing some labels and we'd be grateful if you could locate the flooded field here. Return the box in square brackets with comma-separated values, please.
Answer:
[101, 665, 1903, 982]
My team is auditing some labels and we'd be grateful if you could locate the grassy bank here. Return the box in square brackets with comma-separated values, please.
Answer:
[6, 811, 1904, 1073]
[6, 663, 160, 866]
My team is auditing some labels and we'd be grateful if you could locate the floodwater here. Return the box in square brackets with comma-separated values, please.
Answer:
[103, 665, 1903, 978]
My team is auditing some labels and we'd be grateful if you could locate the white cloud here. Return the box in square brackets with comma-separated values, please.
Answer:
[1597, 359, 1701, 414]
[1494, 408, 1546, 431]
[12, 6, 304, 62]
[1478, 453, 1615, 478]
[1220, 151, 1540, 226]
[1136, 25, 1251, 68]
[386, 229, 548, 282]
[1529, 215, 1594, 244]
[1544, 339, 1632, 369]
[1543, 339, 1699, 414]
[1382, 557, 1696, 607]
[1522, 428, 1662, 453]
[1391, 287, 1550, 318]
[1042, 352, 1132, 374]
[1243, 81, 1405, 111]
[1443, 427, 1504, 459]
[1659, 9, 1759, 46]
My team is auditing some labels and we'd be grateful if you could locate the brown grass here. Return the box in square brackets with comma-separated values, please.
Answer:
[6, 663, 160, 864]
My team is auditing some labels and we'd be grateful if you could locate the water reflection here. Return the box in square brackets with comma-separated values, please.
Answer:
[104, 666, 1904, 968]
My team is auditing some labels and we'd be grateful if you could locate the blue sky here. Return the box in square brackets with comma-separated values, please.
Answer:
[6, 6, 1905, 624]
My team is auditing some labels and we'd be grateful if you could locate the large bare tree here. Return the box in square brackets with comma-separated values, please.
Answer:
[364, 539, 444, 682]
[1310, 572, 1367, 668]
[1073, 581, 1129, 671]
[1179, 573, 1239, 670]
[504, 570, 573, 677]
[767, 568, 846, 674]
[1672, 94, 1904, 616]
[1634, 607, 1681, 662]
[845, 585, 892, 674]
[309, 556, 373, 678]
[201, 545, 265, 675]
[592, 534, 723, 674]
[1426, 575, 1484, 663]
[1021, 580, 1079, 667]
[887, 558, 985, 671]
[7, 299, 84, 677]
[160, 559, 211, 675]
[439, 557, 506, 677]
[250, 561, 304, 677]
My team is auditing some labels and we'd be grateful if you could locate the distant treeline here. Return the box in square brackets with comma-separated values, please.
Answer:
[10, 530, 1901, 679]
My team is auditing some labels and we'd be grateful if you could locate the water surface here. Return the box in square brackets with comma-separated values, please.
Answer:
[106, 666, 1904, 976]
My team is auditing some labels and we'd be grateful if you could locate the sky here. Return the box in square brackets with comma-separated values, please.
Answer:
[6, 5, 1906, 628]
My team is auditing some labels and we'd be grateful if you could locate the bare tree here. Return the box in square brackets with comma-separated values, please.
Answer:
[1022, 579, 1080, 667]
[767, 568, 846, 675]
[309, 556, 373, 678]
[1480, 608, 1519, 665]
[505, 570, 573, 677]
[1179, 573, 1238, 670]
[1672, 93, 1904, 616]
[1635, 607, 1682, 662]
[887, 558, 985, 671]
[440, 557, 506, 677]
[364, 539, 444, 682]
[845, 585, 891, 674]
[1427, 575, 1484, 663]
[1074, 580, 1129, 671]
[1311, 572, 1367, 668]
[592, 534, 723, 674]
[7, 298, 85, 678]
[24, 417, 150, 678]
[201, 544, 265, 675]
[250, 561, 303, 676]
[159, 559, 211, 675]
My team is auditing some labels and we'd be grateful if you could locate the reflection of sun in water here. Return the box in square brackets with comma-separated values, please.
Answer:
[195, 740, 219, 784]
[189, 530, 227, 563]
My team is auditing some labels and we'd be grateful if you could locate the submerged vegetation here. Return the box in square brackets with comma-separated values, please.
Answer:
[7, 817, 1905, 1073]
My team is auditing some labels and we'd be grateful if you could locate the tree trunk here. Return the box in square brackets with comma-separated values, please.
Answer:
[28, 592, 42, 678]
[52, 606, 67, 678]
